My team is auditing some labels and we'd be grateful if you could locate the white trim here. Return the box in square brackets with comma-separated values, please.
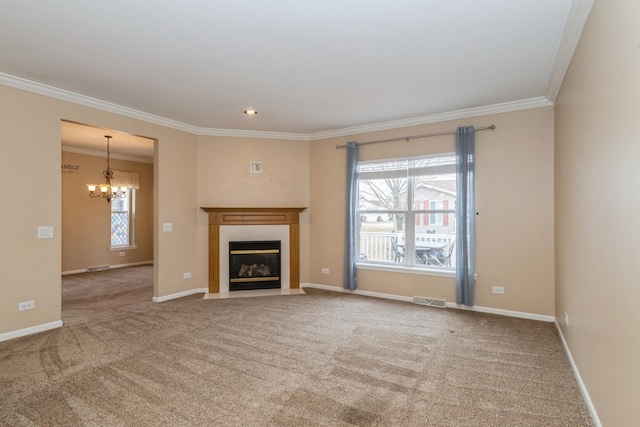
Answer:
[308, 97, 553, 140]
[446, 302, 555, 322]
[61, 268, 88, 276]
[554, 320, 602, 427]
[0, 320, 63, 343]
[61, 260, 153, 276]
[545, 0, 595, 102]
[302, 283, 554, 322]
[197, 127, 309, 141]
[109, 245, 138, 251]
[109, 261, 152, 269]
[152, 288, 207, 303]
[0, 72, 199, 134]
[357, 263, 455, 279]
[0, 71, 308, 141]
[302, 283, 413, 303]
[62, 145, 153, 164]
[1, 71, 553, 142]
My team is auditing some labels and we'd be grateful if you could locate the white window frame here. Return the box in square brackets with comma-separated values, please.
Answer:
[109, 189, 137, 250]
[356, 153, 456, 274]
[429, 200, 444, 226]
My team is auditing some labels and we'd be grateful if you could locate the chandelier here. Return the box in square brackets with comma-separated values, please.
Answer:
[87, 135, 127, 203]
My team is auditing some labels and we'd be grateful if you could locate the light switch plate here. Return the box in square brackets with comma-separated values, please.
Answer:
[37, 226, 54, 239]
[162, 223, 173, 232]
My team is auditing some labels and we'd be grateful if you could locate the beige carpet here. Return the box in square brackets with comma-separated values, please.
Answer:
[0, 266, 593, 426]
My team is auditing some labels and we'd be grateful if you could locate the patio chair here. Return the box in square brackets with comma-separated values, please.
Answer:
[437, 241, 455, 267]
[390, 237, 404, 262]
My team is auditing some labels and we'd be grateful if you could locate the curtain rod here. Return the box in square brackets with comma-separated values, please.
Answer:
[335, 125, 496, 149]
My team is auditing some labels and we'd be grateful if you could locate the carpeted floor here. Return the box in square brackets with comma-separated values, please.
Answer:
[0, 266, 593, 426]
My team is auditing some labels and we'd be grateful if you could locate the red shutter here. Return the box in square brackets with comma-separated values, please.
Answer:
[443, 200, 449, 226]
[425, 200, 429, 225]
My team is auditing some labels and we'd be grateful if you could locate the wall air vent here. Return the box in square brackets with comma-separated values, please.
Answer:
[86, 265, 110, 272]
[412, 296, 446, 308]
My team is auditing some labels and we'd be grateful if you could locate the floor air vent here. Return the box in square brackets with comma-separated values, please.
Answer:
[413, 296, 446, 308]
[87, 265, 110, 272]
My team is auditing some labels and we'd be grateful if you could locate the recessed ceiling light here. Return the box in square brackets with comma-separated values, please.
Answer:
[244, 109, 258, 115]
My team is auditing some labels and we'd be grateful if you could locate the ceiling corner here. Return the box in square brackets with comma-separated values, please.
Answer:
[545, 0, 595, 102]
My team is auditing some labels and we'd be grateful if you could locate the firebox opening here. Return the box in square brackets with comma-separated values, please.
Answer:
[229, 240, 281, 291]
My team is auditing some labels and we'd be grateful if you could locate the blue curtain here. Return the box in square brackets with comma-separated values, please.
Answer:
[455, 126, 475, 306]
[343, 141, 359, 290]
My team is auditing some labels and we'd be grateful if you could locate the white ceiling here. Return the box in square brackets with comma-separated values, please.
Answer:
[1, 1, 590, 151]
[61, 121, 154, 162]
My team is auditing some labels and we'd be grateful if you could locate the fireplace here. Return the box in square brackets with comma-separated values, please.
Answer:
[201, 207, 306, 294]
[229, 240, 281, 291]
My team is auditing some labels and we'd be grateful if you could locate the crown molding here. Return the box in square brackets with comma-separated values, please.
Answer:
[545, 0, 595, 102]
[1, 71, 552, 143]
[0, 72, 310, 141]
[196, 127, 309, 141]
[308, 97, 553, 141]
[0, 72, 200, 134]
[61, 145, 153, 164]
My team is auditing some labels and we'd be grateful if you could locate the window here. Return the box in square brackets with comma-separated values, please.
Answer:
[357, 154, 456, 270]
[428, 201, 444, 226]
[110, 189, 135, 248]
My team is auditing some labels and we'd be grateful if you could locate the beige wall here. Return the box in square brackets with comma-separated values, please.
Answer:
[196, 136, 311, 285]
[0, 84, 198, 336]
[1, 87, 62, 334]
[554, 0, 640, 425]
[310, 107, 555, 315]
[61, 151, 153, 272]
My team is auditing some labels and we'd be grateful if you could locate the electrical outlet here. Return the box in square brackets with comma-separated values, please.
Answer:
[183, 272, 191, 279]
[18, 300, 35, 311]
[565, 312, 569, 326]
[492, 286, 505, 295]
[321, 268, 330, 274]
[119, 252, 125, 257]
[162, 223, 173, 232]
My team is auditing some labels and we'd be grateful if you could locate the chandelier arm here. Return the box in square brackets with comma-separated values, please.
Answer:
[88, 135, 125, 203]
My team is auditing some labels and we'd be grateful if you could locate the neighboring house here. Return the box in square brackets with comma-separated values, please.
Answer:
[414, 180, 456, 236]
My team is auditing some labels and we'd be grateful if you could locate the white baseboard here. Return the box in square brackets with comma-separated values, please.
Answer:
[61, 268, 88, 275]
[62, 261, 153, 276]
[152, 288, 207, 303]
[446, 302, 555, 322]
[554, 320, 602, 427]
[0, 320, 63, 343]
[110, 261, 153, 269]
[303, 282, 414, 302]
[302, 283, 555, 322]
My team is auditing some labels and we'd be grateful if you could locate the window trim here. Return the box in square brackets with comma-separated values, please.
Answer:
[110, 188, 136, 250]
[109, 245, 138, 251]
[356, 261, 456, 278]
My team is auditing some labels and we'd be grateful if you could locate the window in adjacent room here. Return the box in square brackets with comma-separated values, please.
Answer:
[357, 153, 456, 270]
[110, 189, 136, 248]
